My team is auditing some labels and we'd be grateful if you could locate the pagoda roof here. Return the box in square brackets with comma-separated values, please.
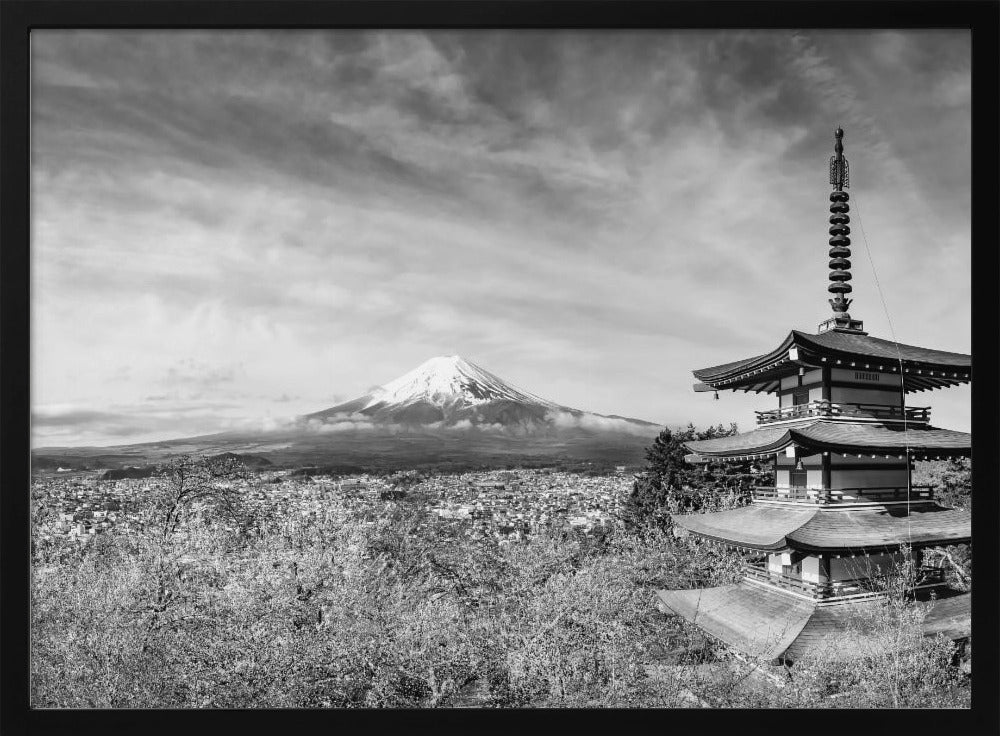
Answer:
[656, 583, 970, 662]
[684, 420, 970, 459]
[787, 503, 972, 551]
[693, 330, 970, 394]
[920, 593, 973, 641]
[672, 502, 971, 552]
[672, 504, 816, 550]
[656, 583, 815, 660]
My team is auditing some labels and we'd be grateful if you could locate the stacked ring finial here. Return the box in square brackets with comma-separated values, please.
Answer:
[827, 128, 853, 317]
[828, 190, 852, 310]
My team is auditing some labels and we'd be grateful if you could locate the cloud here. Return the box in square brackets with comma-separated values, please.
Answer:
[32, 408, 125, 428]
[32, 402, 245, 445]
[299, 415, 375, 433]
[30, 31, 971, 445]
[160, 360, 242, 390]
[546, 410, 660, 436]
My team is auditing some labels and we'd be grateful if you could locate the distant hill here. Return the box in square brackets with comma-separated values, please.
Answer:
[95, 452, 273, 480]
[101, 465, 158, 481]
[206, 452, 274, 469]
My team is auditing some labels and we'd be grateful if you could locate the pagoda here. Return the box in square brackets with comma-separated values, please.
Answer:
[656, 129, 972, 664]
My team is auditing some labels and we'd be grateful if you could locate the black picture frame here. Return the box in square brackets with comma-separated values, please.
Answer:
[3, 3, 997, 734]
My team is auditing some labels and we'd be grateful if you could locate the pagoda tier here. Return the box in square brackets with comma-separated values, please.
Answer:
[655, 583, 970, 664]
[692, 329, 970, 395]
[671, 501, 971, 553]
[683, 419, 971, 461]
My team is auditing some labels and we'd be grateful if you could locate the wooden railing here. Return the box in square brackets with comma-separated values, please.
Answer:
[755, 400, 930, 425]
[752, 486, 934, 504]
[743, 563, 946, 600]
[755, 402, 829, 423]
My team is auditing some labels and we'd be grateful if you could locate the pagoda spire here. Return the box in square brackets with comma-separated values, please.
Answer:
[820, 127, 864, 334]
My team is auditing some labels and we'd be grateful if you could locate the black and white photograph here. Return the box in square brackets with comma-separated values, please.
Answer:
[22, 24, 983, 711]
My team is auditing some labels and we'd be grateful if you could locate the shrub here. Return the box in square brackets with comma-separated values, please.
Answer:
[30, 460, 968, 709]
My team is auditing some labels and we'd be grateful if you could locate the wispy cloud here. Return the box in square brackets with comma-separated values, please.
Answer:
[31, 31, 971, 445]
[159, 359, 243, 391]
[32, 401, 249, 445]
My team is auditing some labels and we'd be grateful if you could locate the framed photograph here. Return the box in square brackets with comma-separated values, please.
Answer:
[3, 2, 998, 732]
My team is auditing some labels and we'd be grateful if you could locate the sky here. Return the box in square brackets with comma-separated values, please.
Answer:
[30, 30, 972, 447]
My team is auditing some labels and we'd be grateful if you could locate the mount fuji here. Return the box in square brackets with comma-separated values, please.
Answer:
[32, 356, 665, 471]
[305, 355, 655, 432]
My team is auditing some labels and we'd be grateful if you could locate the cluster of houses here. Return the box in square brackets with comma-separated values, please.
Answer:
[32, 467, 636, 546]
[33, 477, 131, 544]
[429, 469, 631, 539]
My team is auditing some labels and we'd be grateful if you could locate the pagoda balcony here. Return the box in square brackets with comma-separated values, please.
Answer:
[743, 562, 946, 601]
[755, 400, 930, 426]
[752, 485, 935, 505]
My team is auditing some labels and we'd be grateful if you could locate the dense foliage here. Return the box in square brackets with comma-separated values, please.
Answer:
[30, 456, 969, 708]
[623, 424, 762, 529]
[912, 458, 973, 592]
[914, 458, 972, 512]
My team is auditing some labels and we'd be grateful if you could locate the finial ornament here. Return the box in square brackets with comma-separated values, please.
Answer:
[828, 128, 852, 316]
[830, 127, 849, 190]
[819, 128, 864, 333]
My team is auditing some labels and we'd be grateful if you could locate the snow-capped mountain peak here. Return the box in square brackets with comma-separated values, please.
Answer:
[304, 355, 660, 434]
[364, 355, 561, 410]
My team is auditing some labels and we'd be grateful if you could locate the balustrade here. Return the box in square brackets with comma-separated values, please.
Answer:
[743, 562, 946, 600]
[755, 400, 930, 425]
[752, 485, 934, 504]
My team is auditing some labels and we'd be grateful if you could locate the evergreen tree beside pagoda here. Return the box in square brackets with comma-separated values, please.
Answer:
[624, 423, 763, 528]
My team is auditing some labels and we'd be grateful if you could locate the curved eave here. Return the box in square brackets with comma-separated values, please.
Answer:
[692, 330, 971, 394]
[692, 332, 797, 394]
[675, 527, 790, 552]
[674, 501, 971, 554]
[656, 584, 814, 661]
[684, 421, 971, 459]
[683, 425, 795, 458]
[658, 584, 970, 662]
[656, 584, 888, 663]
[786, 504, 971, 552]
[673, 504, 817, 551]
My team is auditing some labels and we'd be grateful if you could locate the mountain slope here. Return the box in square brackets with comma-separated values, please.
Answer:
[305, 355, 657, 432]
[33, 356, 665, 471]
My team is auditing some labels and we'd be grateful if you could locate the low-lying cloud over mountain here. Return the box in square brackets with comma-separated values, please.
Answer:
[301, 355, 660, 436]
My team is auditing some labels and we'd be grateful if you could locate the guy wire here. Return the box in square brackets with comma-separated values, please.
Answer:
[852, 192, 914, 560]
